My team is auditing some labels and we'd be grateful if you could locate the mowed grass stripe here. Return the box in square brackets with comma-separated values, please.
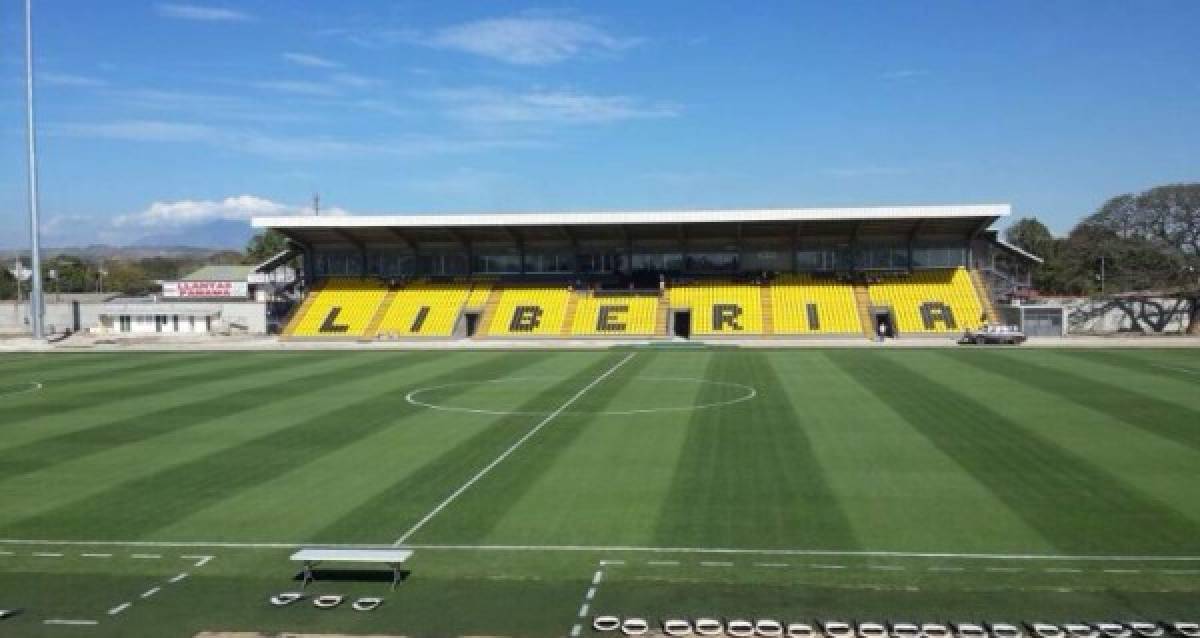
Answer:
[832, 351, 1200, 554]
[0, 351, 547, 541]
[1053, 349, 1200, 386]
[0, 352, 216, 387]
[945, 351, 1200, 455]
[0, 352, 437, 528]
[653, 351, 858, 550]
[897, 350, 1200, 528]
[0, 353, 225, 411]
[312, 352, 624, 544]
[149, 351, 561, 541]
[0, 352, 353, 483]
[774, 351, 1052, 554]
[410, 352, 658, 544]
[0, 352, 312, 432]
[476, 352, 713, 546]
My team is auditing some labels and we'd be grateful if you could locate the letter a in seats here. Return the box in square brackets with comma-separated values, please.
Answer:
[597, 305, 629, 331]
[509, 305, 543, 332]
[319, 307, 350, 333]
[712, 304, 743, 331]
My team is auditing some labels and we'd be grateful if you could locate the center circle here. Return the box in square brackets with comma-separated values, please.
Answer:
[405, 376, 757, 416]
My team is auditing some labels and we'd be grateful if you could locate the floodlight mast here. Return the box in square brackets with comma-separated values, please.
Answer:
[23, 0, 45, 339]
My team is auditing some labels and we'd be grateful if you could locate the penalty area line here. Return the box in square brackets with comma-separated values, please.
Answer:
[392, 352, 638, 546]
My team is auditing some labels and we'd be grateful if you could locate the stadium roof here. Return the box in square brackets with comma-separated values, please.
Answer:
[253, 204, 1010, 246]
[255, 204, 1008, 230]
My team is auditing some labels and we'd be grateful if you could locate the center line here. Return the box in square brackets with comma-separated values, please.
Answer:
[393, 353, 637, 545]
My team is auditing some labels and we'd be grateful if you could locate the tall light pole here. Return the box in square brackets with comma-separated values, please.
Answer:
[24, 0, 46, 339]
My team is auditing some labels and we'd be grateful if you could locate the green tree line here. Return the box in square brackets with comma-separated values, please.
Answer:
[1006, 183, 1200, 295]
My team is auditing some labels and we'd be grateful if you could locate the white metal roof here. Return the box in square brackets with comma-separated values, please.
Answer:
[994, 237, 1044, 263]
[290, 548, 413, 563]
[254, 204, 1009, 230]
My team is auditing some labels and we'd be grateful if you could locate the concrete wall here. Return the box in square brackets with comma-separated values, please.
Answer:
[0, 300, 267, 336]
[1035, 296, 1194, 334]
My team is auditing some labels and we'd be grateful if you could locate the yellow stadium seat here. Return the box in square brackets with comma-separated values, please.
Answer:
[487, 285, 570, 335]
[374, 281, 480, 337]
[770, 274, 861, 334]
[289, 277, 389, 337]
[668, 281, 763, 335]
[570, 293, 659, 335]
[866, 267, 984, 334]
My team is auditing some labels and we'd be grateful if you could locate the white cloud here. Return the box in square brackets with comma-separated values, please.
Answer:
[330, 73, 382, 89]
[881, 69, 929, 80]
[54, 119, 544, 160]
[156, 3, 252, 22]
[423, 87, 679, 124]
[115, 195, 349, 228]
[282, 52, 341, 69]
[253, 80, 340, 96]
[41, 72, 107, 88]
[408, 16, 639, 65]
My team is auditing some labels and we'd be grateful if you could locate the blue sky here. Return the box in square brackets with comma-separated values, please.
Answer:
[0, 1, 1198, 248]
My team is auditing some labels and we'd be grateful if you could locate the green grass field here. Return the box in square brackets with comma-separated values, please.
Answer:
[1, 347, 1199, 637]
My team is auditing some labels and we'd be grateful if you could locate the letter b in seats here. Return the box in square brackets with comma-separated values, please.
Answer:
[596, 305, 629, 331]
[509, 306, 543, 332]
[712, 304, 743, 331]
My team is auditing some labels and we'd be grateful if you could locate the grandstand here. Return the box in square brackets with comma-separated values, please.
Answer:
[253, 205, 1037, 340]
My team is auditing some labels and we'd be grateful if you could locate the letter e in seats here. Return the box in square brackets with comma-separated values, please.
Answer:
[597, 305, 629, 331]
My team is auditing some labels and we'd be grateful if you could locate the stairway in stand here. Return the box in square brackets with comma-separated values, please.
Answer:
[852, 283, 875, 340]
[655, 293, 669, 337]
[475, 285, 504, 337]
[969, 269, 1000, 326]
[280, 280, 324, 339]
[559, 289, 581, 335]
[759, 284, 775, 335]
[360, 287, 398, 341]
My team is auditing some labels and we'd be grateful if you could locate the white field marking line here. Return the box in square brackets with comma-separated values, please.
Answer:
[0, 549, 10, 555]
[183, 554, 214, 567]
[1044, 567, 1082, 573]
[169, 572, 189, 583]
[928, 566, 965, 572]
[571, 563, 608, 638]
[868, 565, 905, 571]
[1151, 363, 1199, 375]
[0, 381, 43, 397]
[648, 560, 679, 566]
[393, 352, 637, 545]
[44, 619, 98, 626]
[140, 586, 160, 599]
[756, 562, 789, 568]
[131, 553, 160, 559]
[1103, 568, 1140, 574]
[33, 551, 63, 557]
[700, 560, 733, 567]
[5, 538, 1200, 563]
[81, 553, 112, 558]
[405, 375, 756, 417]
[810, 564, 846, 569]
[1161, 568, 1200, 574]
[985, 566, 1024, 572]
[107, 602, 131, 616]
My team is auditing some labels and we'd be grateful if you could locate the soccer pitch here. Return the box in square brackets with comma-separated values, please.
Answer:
[1, 347, 1199, 637]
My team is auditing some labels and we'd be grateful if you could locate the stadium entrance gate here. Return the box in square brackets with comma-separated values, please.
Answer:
[872, 308, 897, 339]
[672, 310, 692, 339]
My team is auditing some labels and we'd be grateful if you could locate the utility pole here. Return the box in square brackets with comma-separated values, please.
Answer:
[313, 192, 320, 216]
[1099, 255, 1106, 294]
[23, 0, 45, 339]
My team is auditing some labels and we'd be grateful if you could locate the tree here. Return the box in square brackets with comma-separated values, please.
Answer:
[244, 230, 289, 264]
[1004, 217, 1056, 262]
